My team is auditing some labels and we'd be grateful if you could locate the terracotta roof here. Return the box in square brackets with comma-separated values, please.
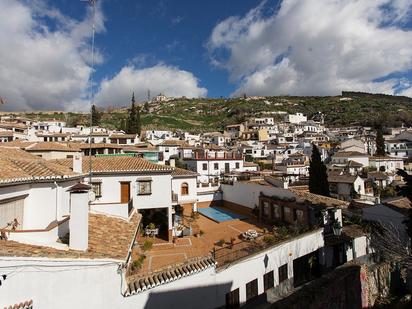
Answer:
[171, 167, 198, 177]
[290, 189, 349, 208]
[36, 132, 69, 137]
[159, 140, 192, 148]
[55, 156, 173, 174]
[342, 224, 367, 238]
[109, 134, 137, 139]
[369, 156, 403, 161]
[385, 197, 412, 211]
[243, 161, 258, 167]
[125, 257, 216, 296]
[328, 174, 358, 184]
[0, 131, 13, 137]
[0, 147, 81, 185]
[76, 143, 124, 150]
[0, 122, 27, 130]
[3, 300, 33, 309]
[333, 151, 369, 157]
[25, 142, 80, 152]
[0, 212, 141, 260]
[347, 160, 363, 167]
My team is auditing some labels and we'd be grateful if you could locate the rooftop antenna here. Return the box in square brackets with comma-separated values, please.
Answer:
[81, 0, 97, 184]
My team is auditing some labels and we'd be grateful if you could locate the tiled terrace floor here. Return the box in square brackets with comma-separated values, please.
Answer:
[131, 207, 270, 276]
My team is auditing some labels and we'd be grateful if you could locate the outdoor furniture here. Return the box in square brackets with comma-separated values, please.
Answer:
[241, 229, 260, 240]
[145, 228, 159, 238]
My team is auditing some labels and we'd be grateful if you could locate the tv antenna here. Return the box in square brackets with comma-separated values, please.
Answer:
[81, 0, 97, 183]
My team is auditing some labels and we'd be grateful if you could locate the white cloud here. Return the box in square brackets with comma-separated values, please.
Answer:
[95, 64, 207, 107]
[207, 0, 412, 97]
[0, 0, 105, 111]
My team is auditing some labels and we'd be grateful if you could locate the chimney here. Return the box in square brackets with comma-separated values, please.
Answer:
[73, 153, 83, 174]
[68, 183, 90, 251]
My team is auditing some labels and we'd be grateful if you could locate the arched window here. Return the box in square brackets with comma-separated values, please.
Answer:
[181, 183, 189, 195]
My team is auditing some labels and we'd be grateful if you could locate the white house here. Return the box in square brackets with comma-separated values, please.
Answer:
[369, 156, 404, 173]
[331, 151, 369, 168]
[56, 155, 175, 241]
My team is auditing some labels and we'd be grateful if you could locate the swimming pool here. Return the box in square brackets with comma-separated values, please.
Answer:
[197, 207, 247, 223]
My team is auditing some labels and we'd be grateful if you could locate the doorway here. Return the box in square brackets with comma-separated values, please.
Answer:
[120, 182, 131, 203]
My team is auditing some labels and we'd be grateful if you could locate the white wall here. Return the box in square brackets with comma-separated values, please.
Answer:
[221, 182, 295, 209]
[0, 229, 324, 309]
[171, 177, 197, 204]
[87, 173, 172, 211]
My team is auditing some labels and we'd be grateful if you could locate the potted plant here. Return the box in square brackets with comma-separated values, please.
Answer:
[229, 237, 236, 249]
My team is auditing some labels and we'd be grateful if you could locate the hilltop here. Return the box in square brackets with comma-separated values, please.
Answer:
[3, 92, 412, 132]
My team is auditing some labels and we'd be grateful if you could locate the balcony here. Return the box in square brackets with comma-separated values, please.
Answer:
[184, 152, 243, 160]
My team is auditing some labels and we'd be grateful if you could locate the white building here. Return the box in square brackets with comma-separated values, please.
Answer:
[284, 113, 307, 124]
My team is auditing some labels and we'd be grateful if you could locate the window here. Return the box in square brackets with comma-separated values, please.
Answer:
[246, 279, 258, 303]
[137, 180, 152, 195]
[202, 163, 207, 171]
[235, 162, 240, 169]
[91, 182, 102, 198]
[279, 264, 288, 283]
[0, 196, 25, 230]
[225, 288, 240, 309]
[262, 201, 269, 217]
[165, 147, 169, 153]
[264, 271, 274, 291]
[181, 183, 189, 195]
[273, 204, 281, 218]
[214, 163, 219, 170]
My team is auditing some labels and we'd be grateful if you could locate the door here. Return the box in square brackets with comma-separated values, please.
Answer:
[225, 163, 230, 173]
[120, 182, 130, 203]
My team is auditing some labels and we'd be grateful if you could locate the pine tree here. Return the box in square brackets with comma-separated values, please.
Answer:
[376, 126, 386, 156]
[91, 104, 101, 126]
[309, 144, 330, 197]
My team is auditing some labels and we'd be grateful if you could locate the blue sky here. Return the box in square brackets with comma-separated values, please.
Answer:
[0, 0, 412, 111]
[57, 0, 264, 99]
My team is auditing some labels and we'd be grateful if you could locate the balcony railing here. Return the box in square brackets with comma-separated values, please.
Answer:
[185, 153, 243, 160]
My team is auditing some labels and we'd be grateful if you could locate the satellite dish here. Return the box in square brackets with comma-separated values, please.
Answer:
[88, 191, 96, 202]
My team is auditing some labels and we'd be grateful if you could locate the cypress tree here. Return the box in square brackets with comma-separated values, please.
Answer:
[376, 127, 386, 156]
[126, 93, 137, 134]
[309, 144, 330, 197]
[91, 104, 101, 126]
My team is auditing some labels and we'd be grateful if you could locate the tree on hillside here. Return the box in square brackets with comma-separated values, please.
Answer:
[309, 144, 330, 197]
[126, 93, 142, 135]
[119, 118, 127, 132]
[91, 104, 101, 126]
[375, 126, 386, 156]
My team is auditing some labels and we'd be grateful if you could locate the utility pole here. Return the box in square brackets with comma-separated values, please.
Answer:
[81, 0, 97, 184]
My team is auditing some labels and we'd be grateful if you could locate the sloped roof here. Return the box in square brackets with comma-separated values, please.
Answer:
[55, 156, 173, 174]
[171, 167, 198, 177]
[0, 147, 82, 185]
[159, 139, 192, 148]
[328, 174, 358, 184]
[0, 212, 141, 260]
[125, 257, 216, 296]
[290, 189, 349, 208]
[25, 142, 80, 152]
[333, 151, 369, 158]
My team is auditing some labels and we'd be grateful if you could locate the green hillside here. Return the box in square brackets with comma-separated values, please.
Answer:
[8, 92, 412, 132]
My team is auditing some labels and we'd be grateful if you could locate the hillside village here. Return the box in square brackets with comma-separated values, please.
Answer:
[1, 99, 412, 308]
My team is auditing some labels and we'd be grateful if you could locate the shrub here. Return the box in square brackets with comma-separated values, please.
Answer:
[216, 239, 225, 246]
[199, 230, 205, 236]
[131, 255, 146, 271]
[263, 235, 276, 246]
[142, 240, 153, 251]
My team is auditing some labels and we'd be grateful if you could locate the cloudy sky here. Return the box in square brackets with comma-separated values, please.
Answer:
[0, 0, 412, 111]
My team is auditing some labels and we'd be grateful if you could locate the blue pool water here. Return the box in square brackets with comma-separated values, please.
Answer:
[197, 207, 246, 223]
